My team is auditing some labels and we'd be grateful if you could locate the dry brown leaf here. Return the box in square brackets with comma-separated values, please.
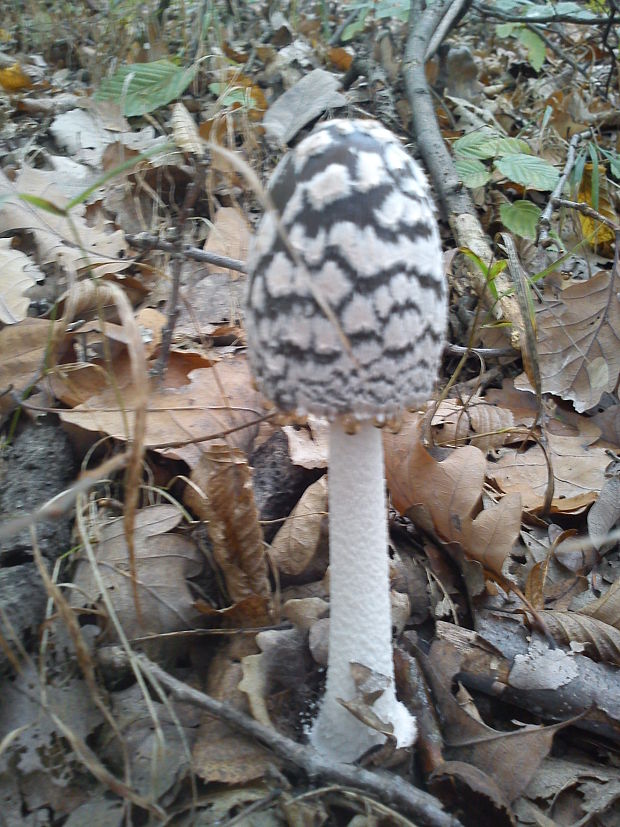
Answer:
[514, 269, 620, 412]
[268, 476, 327, 577]
[489, 419, 610, 512]
[432, 398, 516, 451]
[0, 168, 131, 277]
[579, 579, 620, 630]
[192, 638, 275, 785]
[198, 444, 271, 607]
[423, 640, 569, 804]
[170, 102, 203, 156]
[384, 414, 521, 576]
[540, 609, 620, 666]
[59, 354, 265, 466]
[72, 504, 203, 644]
[0, 318, 52, 418]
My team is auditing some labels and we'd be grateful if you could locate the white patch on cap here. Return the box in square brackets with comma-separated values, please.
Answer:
[356, 150, 386, 191]
[265, 251, 294, 297]
[342, 293, 377, 334]
[306, 163, 352, 209]
[294, 129, 334, 167]
[374, 284, 394, 318]
[289, 224, 328, 267]
[282, 185, 306, 224]
[355, 337, 382, 366]
[391, 272, 412, 304]
[248, 274, 266, 313]
[329, 223, 417, 276]
[384, 313, 410, 349]
[331, 120, 356, 135]
[384, 142, 408, 172]
[312, 315, 342, 354]
[282, 315, 313, 349]
[313, 260, 351, 305]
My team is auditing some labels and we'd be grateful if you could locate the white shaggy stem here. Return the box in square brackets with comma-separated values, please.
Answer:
[309, 420, 416, 762]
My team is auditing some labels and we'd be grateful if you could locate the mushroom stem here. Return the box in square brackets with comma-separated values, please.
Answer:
[309, 420, 416, 762]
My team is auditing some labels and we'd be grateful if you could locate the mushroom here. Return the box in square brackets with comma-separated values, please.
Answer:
[245, 119, 447, 762]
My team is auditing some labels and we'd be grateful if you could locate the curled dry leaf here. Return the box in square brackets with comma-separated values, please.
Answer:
[268, 475, 327, 577]
[489, 418, 610, 512]
[0, 239, 44, 324]
[384, 414, 521, 577]
[422, 640, 573, 804]
[514, 269, 620, 413]
[579, 579, 620, 631]
[538, 610, 620, 666]
[198, 444, 271, 608]
[432, 398, 516, 452]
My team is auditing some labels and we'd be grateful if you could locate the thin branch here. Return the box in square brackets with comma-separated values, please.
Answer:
[136, 654, 463, 827]
[537, 129, 592, 246]
[126, 232, 247, 274]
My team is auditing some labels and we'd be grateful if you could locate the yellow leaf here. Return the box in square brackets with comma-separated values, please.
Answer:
[0, 63, 31, 92]
[578, 163, 616, 257]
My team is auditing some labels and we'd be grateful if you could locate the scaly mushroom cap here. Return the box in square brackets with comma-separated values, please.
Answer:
[245, 118, 446, 420]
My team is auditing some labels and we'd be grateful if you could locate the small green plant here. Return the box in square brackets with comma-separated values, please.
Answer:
[339, 0, 410, 41]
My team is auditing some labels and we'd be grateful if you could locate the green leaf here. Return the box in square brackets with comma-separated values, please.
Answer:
[95, 60, 198, 117]
[342, 8, 369, 41]
[496, 23, 516, 37]
[493, 136, 531, 157]
[494, 154, 559, 190]
[454, 129, 530, 160]
[455, 158, 493, 188]
[454, 128, 502, 159]
[517, 28, 546, 72]
[209, 83, 248, 107]
[500, 200, 542, 240]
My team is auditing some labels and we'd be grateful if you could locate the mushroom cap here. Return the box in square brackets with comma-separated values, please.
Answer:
[245, 118, 446, 420]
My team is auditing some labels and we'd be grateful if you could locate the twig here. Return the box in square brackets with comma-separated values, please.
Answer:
[538, 129, 592, 246]
[472, 2, 619, 25]
[136, 654, 463, 827]
[125, 232, 247, 274]
[552, 198, 619, 231]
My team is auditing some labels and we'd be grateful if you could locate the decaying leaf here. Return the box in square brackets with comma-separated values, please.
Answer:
[72, 504, 203, 646]
[59, 354, 265, 467]
[384, 414, 521, 576]
[0, 317, 52, 418]
[268, 475, 327, 577]
[198, 444, 271, 608]
[432, 398, 516, 451]
[0, 168, 131, 277]
[514, 269, 620, 412]
[203, 206, 251, 279]
[0, 238, 44, 324]
[489, 419, 610, 512]
[422, 640, 571, 804]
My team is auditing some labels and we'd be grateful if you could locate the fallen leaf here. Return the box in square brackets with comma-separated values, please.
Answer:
[514, 269, 620, 412]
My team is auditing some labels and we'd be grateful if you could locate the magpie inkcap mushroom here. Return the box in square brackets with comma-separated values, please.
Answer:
[245, 118, 447, 762]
